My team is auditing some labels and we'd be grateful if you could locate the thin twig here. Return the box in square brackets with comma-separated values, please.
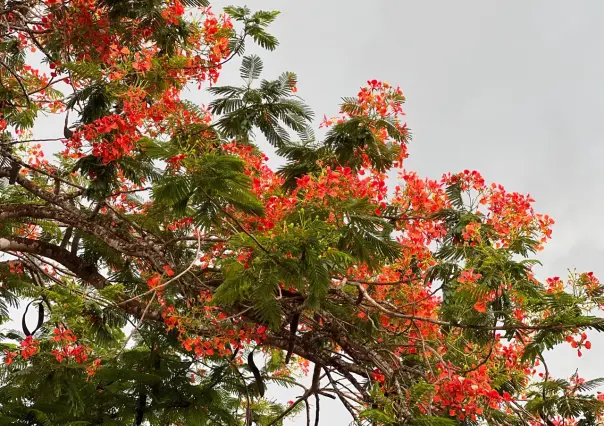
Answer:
[118, 231, 201, 306]
[0, 57, 31, 105]
[0, 146, 85, 190]
[119, 290, 157, 356]
[216, 306, 252, 323]
[355, 283, 604, 332]
[5, 137, 65, 146]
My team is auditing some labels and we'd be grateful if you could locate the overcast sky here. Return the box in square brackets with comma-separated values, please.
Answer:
[23, 1, 604, 424]
[191, 1, 604, 424]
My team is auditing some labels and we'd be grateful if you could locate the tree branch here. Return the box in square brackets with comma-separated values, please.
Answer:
[0, 236, 160, 320]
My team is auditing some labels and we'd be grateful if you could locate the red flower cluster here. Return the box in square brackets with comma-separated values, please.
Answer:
[51, 327, 91, 364]
[431, 365, 513, 422]
[3, 336, 39, 365]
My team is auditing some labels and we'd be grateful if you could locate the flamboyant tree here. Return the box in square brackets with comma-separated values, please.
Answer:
[0, 1, 603, 425]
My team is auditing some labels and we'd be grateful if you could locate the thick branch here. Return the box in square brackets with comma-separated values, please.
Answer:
[0, 236, 160, 320]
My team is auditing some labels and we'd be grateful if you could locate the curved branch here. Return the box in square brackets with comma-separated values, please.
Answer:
[0, 236, 160, 320]
[0, 203, 139, 255]
[0, 57, 31, 105]
[355, 283, 604, 332]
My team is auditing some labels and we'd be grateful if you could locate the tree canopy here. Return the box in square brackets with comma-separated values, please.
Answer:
[0, 1, 603, 425]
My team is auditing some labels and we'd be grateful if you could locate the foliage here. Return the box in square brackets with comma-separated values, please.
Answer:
[0, 1, 602, 425]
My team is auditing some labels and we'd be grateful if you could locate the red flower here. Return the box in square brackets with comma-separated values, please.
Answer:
[473, 300, 487, 313]
[147, 273, 161, 289]
[3, 351, 17, 365]
[19, 336, 39, 360]
[163, 265, 175, 277]
[53, 327, 78, 343]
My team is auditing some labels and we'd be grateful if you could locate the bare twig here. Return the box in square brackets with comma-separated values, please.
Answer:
[118, 231, 201, 306]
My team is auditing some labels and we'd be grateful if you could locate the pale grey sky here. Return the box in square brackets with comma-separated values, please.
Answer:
[24, 1, 604, 424]
[195, 1, 604, 424]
